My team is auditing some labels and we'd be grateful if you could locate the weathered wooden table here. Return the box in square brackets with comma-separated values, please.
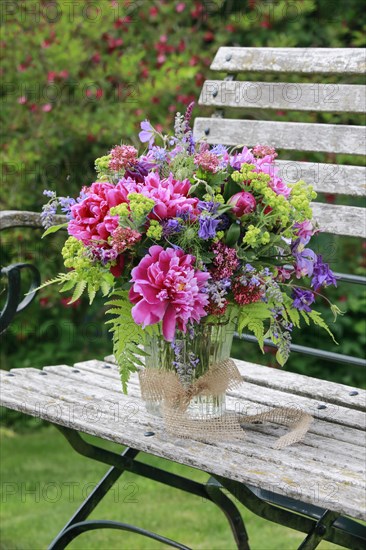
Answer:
[1, 356, 365, 549]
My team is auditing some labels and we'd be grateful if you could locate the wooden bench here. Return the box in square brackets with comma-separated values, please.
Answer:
[1, 47, 366, 549]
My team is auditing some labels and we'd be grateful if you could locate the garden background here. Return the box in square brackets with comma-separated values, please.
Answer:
[1, 1, 365, 549]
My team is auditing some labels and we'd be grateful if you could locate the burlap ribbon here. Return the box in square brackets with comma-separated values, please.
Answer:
[139, 359, 313, 449]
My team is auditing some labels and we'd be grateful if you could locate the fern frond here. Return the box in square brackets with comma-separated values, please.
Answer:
[105, 291, 147, 393]
[32, 273, 71, 294]
[237, 302, 272, 352]
[308, 310, 338, 344]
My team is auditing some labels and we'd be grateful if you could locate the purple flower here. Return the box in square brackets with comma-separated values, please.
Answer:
[292, 288, 315, 312]
[43, 189, 56, 198]
[197, 201, 220, 214]
[311, 255, 338, 291]
[217, 214, 230, 231]
[210, 144, 228, 156]
[41, 202, 57, 229]
[138, 120, 155, 147]
[162, 219, 182, 236]
[292, 241, 317, 278]
[198, 216, 220, 240]
[230, 147, 255, 169]
[151, 146, 168, 164]
[59, 196, 76, 219]
[124, 161, 150, 183]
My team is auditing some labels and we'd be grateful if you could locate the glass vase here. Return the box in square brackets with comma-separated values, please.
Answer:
[143, 310, 236, 419]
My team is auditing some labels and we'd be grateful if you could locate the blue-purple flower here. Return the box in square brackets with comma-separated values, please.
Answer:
[292, 288, 315, 312]
[138, 120, 155, 147]
[292, 240, 317, 278]
[162, 219, 182, 237]
[311, 255, 337, 291]
[198, 216, 220, 240]
[197, 201, 220, 214]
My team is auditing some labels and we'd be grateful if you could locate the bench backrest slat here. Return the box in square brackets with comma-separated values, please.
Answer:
[0, 211, 65, 230]
[211, 47, 366, 75]
[193, 47, 366, 238]
[193, 118, 365, 155]
[200, 81, 366, 114]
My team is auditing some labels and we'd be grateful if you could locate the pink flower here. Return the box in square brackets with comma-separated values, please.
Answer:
[228, 191, 256, 217]
[68, 181, 129, 245]
[269, 176, 291, 198]
[138, 172, 198, 220]
[176, 2, 186, 12]
[129, 246, 210, 341]
[211, 242, 239, 280]
[256, 160, 291, 198]
[42, 103, 52, 112]
[110, 227, 142, 253]
[194, 151, 220, 173]
[109, 145, 138, 171]
[253, 145, 277, 161]
[294, 220, 317, 244]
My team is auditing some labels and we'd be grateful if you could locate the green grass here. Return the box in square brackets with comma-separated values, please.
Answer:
[0, 426, 341, 550]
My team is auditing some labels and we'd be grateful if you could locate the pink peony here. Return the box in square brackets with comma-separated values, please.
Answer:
[68, 181, 129, 245]
[228, 191, 256, 217]
[138, 172, 198, 220]
[129, 246, 210, 341]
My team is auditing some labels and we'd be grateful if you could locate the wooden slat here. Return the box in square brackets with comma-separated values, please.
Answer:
[0, 210, 66, 230]
[233, 359, 366, 412]
[275, 161, 366, 197]
[47, 363, 365, 431]
[211, 47, 366, 75]
[45, 366, 366, 474]
[311, 203, 366, 238]
[104, 356, 366, 413]
[199, 80, 366, 113]
[1, 365, 365, 520]
[193, 118, 366, 155]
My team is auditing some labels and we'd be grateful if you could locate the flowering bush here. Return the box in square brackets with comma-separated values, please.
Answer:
[41, 104, 340, 390]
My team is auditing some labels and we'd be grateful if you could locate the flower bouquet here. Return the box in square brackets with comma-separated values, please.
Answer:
[41, 103, 340, 420]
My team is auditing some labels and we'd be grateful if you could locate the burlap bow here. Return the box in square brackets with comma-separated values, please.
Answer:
[139, 359, 313, 449]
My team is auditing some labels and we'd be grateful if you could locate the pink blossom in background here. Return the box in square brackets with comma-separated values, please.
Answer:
[42, 103, 52, 112]
[129, 246, 210, 340]
[176, 3, 186, 13]
[68, 181, 130, 245]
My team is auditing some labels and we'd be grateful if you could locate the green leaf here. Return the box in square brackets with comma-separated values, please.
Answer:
[69, 280, 87, 303]
[225, 223, 241, 246]
[42, 223, 68, 238]
[276, 348, 287, 367]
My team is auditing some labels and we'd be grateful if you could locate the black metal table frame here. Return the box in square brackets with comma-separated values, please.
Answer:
[45, 424, 365, 550]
